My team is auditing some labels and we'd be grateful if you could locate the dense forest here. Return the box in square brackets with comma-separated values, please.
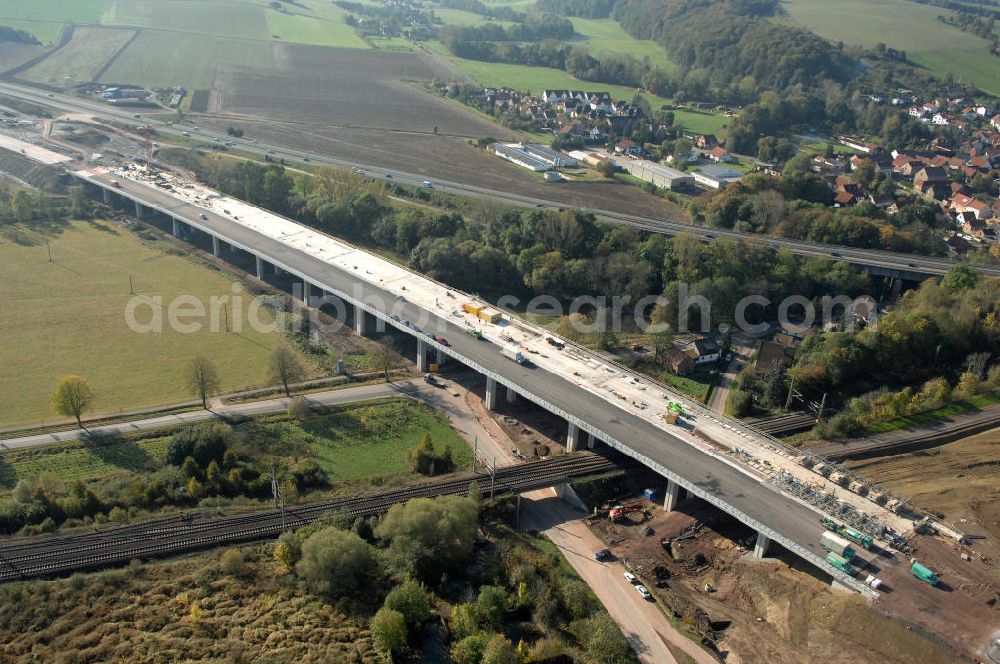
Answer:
[612, 0, 855, 96]
[440, 13, 574, 43]
[535, 0, 619, 18]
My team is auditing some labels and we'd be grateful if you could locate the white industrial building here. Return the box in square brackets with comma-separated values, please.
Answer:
[490, 143, 578, 171]
[619, 159, 694, 190]
[490, 143, 551, 171]
[692, 165, 744, 189]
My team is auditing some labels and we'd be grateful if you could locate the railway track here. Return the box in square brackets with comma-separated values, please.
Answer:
[0, 454, 620, 582]
[810, 411, 1000, 461]
[746, 411, 820, 437]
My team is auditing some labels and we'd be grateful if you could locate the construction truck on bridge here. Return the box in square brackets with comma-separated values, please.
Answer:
[821, 517, 875, 550]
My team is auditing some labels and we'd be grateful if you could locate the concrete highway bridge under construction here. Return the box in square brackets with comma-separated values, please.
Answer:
[69, 160, 963, 598]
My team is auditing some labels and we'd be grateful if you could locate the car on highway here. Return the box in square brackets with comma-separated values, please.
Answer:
[422, 180, 433, 188]
[535, 203, 544, 208]
[250, 139, 257, 144]
[133, 113, 141, 119]
[594, 548, 613, 561]
[385, 173, 393, 178]
[724, 353, 733, 362]
[47, 93, 54, 97]
[303, 156, 310, 162]
[266, 149, 275, 154]
[199, 213, 207, 220]
[623, 571, 638, 584]
[635, 584, 652, 600]
[434, 335, 450, 346]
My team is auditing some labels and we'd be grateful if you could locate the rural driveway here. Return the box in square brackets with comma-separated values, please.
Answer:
[519, 489, 715, 664]
[0, 377, 461, 451]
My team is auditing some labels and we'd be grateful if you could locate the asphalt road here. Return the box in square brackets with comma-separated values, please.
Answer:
[90, 171, 847, 578]
[0, 381, 418, 450]
[1, 82, 994, 278]
[520, 489, 717, 664]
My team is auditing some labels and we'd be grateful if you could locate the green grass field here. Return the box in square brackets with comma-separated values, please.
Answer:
[101, 0, 270, 40]
[782, 0, 1000, 95]
[569, 17, 678, 75]
[265, 2, 369, 48]
[0, 0, 105, 24]
[300, 399, 472, 481]
[99, 30, 272, 90]
[18, 26, 135, 87]
[0, 19, 65, 45]
[0, 399, 471, 491]
[0, 220, 310, 428]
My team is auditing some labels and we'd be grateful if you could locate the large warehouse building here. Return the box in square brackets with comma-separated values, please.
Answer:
[619, 159, 694, 190]
[490, 143, 578, 172]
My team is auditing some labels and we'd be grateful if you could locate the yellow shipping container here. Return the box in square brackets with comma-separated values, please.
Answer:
[462, 302, 483, 316]
[479, 307, 501, 324]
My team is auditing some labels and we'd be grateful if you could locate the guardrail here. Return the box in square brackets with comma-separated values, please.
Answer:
[75, 172, 900, 593]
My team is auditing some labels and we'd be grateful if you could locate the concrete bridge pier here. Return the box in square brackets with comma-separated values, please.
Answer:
[663, 479, 682, 511]
[212, 235, 221, 257]
[417, 339, 430, 372]
[436, 347, 445, 366]
[566, 422, 581, 452]
[484, 377, 498, 411]
[301, 280, 312, 304]
[102, 188, 110, 205]
[753, 532, 771, 559]
[586, 432, 597, 450]
[134, 201, 144, 218]
[353, 305, 371, 336]
[255, 255, 265, 280]
[172, 218, 181, 236]
[506, 386, 517, 403]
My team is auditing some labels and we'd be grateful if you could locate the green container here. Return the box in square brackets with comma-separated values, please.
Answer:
[826, 551, 855, 576]
[911, 562, 939, 586]
[841, 526, 875, 550]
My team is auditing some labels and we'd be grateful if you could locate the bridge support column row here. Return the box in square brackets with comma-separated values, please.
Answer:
[484, 377, 498, 411]
[134, 201, 144, 218]
[566, 423, 581, 453]
[417, 339, 429, 372]
[172, 218, 181, 236]
[753, 532, 771, 559]
[353, 305, 370, 336]
[102, 188, 110, 205]
[212, 235, 221, 257]
[255, 255, 264, 280]
[663, 479, 681, 512]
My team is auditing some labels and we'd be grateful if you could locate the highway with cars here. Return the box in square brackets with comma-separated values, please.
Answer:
[1, 81, 996, 278]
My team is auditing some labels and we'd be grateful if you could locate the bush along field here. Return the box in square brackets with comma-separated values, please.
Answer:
[0, 398, 470, 536]
[0, 495, 638, 663]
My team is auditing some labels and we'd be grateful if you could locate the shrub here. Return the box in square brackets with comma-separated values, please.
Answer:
[451, 632, 491, 664]
[220, 549, 245, 576]
[384, 578, 431, 626]
[476, 585, 509, 629]
[296, 527, 379, 598]
[370, 607, 407, 656]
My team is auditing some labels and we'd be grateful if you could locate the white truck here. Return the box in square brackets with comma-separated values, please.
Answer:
[819, 531, 856, 560]
[502, 346, 527, 365]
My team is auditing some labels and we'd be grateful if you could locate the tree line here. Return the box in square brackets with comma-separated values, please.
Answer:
[700, 158, 950, 255]
[535, 0, 619, 18]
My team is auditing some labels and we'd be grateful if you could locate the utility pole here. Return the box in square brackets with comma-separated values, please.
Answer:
[784, 372, 800, 411]
[129, 274, 134, 295]
[46, 241, 52, 263]
[816, 392, 827, 421]
[472, 437, 478, 473]
[490, 457, 496, 499]
[270, 465, 279, 509]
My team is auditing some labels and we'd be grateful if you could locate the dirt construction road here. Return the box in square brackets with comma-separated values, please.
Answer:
[520, 489, 716, 664]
